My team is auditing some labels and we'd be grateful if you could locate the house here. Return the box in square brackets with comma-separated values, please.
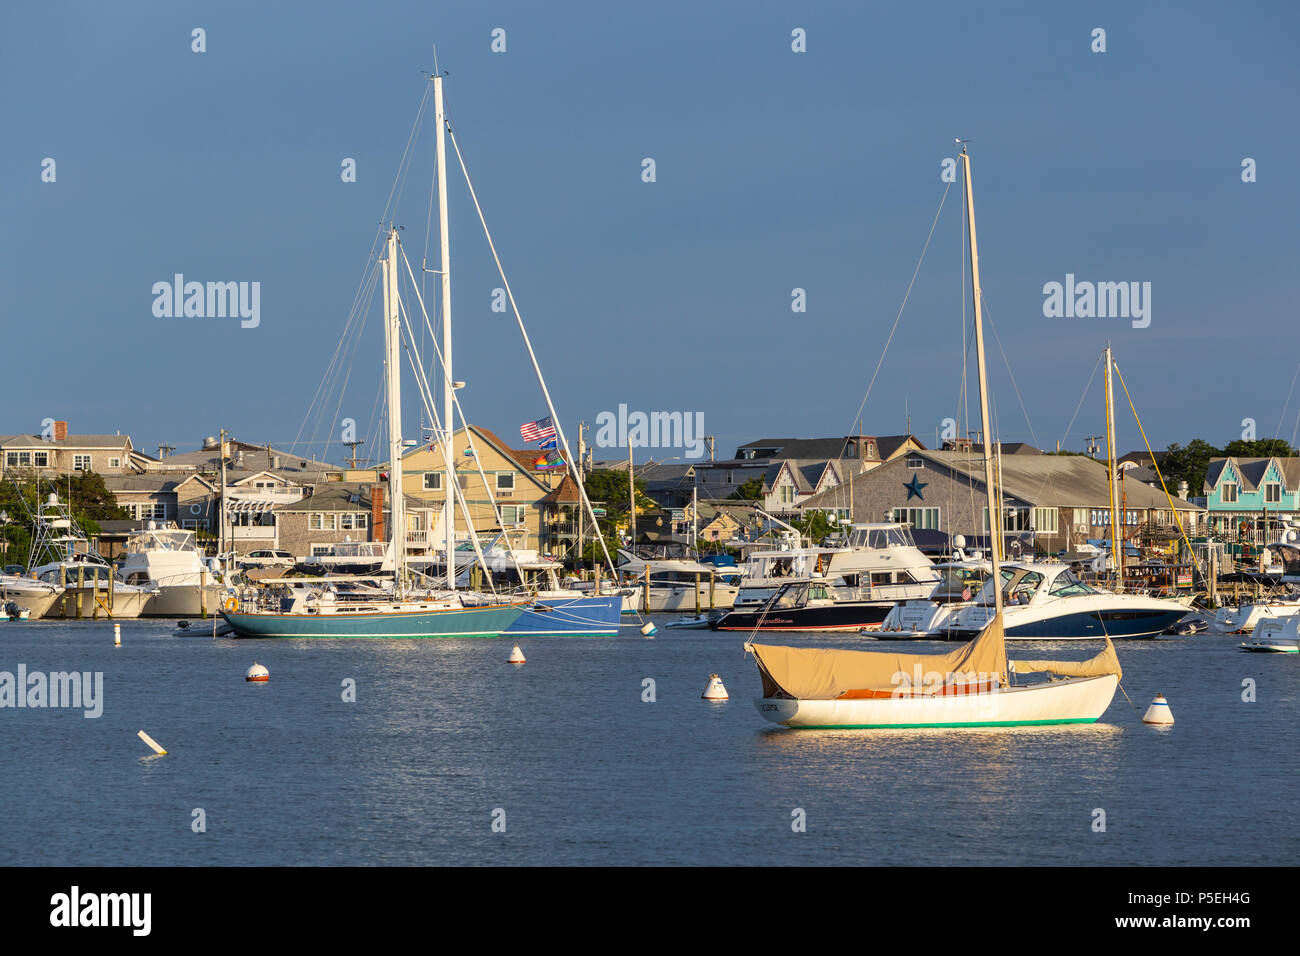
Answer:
[1203, 457, 1300, 539]
[0, 422, 135, 477]
[760, 459, 846, 517]
[798, 448, 1202, 555]
[102, 474, 218, 530]
[391, 425, 563, 556]
[734, 434, 925, 466]
[272, 482, 436, 560]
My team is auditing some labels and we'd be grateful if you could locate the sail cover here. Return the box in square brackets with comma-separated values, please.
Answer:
[1009, 636, 1123, 680]
[751, 616, 1008, 700]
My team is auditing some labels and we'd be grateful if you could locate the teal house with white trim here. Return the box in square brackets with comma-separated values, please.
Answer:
[1203, 457, 1300, 537]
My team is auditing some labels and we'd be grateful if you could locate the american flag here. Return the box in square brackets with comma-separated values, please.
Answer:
[520, 416, 556, 444]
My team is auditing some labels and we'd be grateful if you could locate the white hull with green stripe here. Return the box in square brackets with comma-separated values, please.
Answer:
[755, 674, 1119, 729]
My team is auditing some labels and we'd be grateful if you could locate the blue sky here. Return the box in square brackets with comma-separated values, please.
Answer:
[3, 0, 1297, 465]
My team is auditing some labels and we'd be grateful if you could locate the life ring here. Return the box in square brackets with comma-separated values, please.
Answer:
[190, 503, 202, 515]
[224, 596, 239, 612]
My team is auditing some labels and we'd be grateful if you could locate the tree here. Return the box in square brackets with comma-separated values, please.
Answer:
[1222, 438, 1296, 459]
[728, 477, 763, 501]
[1162, 439, 1221, 495]
[792, 510, 834, 545]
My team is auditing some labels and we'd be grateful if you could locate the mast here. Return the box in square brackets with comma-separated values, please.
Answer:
[382, 226, 408, 596]
[959, 145, 1003, 619]
[628, 438, 636, 549]
[1104, 344, 1123, 591]
[434, 74, 456, 590]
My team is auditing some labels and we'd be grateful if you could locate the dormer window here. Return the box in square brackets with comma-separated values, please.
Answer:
[1265, 482, 1281, 503]
[1222, 483, 1238, 503]
[906, 457, 924, 469]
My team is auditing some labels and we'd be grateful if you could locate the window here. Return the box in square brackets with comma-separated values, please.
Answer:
[423, 472, 442, 491]
[1073, 508, 1089, 526]
[1222, 483, 1238, 503]
[496, 473, 515, 492]
[779, 486, 795, 505]
[906, 457, 924, 469]
[6, 451, 30, 467]
[340, 513, 356, 530]
[33, 451, 48, 467]
[73, 454, 92, 471]
[983, 507, 1029, 531]
[355, 514, 367, 529]
[1031, 507, 1059, 534]
[892, 507, 940, 529]
[1266, 483, 1281, 503]
[500, 505, 525, 525]
[309, 513, 337, 531]
[141, 503, 168, 520]
[108, 457, 121, 469]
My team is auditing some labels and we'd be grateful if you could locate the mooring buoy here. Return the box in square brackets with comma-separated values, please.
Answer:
[507, 645, 526, 664]
[1142, 694, 1174, 725]
[702, 673, 728, 700]
[640, 621, 657, 637]
[245, 663, 270, 683]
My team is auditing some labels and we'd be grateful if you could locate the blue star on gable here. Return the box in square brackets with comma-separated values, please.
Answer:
[904, 474, 928, 500]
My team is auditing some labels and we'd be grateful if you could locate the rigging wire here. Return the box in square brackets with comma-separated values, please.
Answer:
[847, 181, 952, 434]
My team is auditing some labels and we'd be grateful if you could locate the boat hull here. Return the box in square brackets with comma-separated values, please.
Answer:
[948, 606, 1187, 641]
[46, 588, 152, 619]
[220, 602, 525, 638]
[755, 674, 1119, 729]
[142, 583, 231, 618]
[504, 595, 622, 636]
[712, 602, 892, 633]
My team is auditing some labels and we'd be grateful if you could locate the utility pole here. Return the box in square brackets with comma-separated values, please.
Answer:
[1085, 434, 1103, 459]
[343, 439, 366, 468]
[577, 422, 586, 571]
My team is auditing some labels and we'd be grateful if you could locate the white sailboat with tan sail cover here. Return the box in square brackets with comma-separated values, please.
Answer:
[749, 145, 1122, 729]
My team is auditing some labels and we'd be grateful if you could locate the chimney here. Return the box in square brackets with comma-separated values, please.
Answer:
[53, 421, 68, 441]
[370, 485, 384, 542]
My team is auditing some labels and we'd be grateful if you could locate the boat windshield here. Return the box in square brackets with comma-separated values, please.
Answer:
[848, 525, 916, 550]
[771, 583, 809, 609]
[1047, 568, 1098, 597]
[974, 567, 1045, 605]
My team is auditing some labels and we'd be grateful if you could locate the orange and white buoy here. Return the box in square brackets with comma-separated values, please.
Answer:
[507, 645, 526, 664]
[702, 673, 728, 700]
[245, 663, 270, 683]
[1142, 694, 1173, 725]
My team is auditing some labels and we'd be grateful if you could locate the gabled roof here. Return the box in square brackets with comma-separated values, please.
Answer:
[273, 482, 426, 513]
[1206, 457, 1300, 494]
[798, 449, 1198, 514]
[0, 433, 133, 449]
[102, 475, 184, 493]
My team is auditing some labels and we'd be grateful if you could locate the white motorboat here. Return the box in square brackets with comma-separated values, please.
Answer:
[945, 563, 1188, 641]
[1210, 594, 1300, 634]
[119, 523, 232, 617]
[32, 555, 158, 619]
[1241, 615, 1300, 652]
[877, 556, 993, 639]
[0, 573, 62, 620]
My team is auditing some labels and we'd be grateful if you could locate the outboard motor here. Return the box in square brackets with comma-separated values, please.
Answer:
[4, 601, 20, 621]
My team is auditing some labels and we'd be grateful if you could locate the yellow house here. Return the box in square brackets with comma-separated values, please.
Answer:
[392, 425, 563, 553]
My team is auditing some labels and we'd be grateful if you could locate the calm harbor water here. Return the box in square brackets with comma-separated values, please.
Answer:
[1, 616, 1295, 866]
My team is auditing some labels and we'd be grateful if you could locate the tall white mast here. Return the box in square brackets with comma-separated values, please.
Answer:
[1104, 344, 1123, 591]
[434, 75, 456, 590]
[382, 226, 407, 596]
[959, 145, 1002, 620]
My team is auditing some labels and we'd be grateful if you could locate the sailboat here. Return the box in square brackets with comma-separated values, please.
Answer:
[221, 76, 526, 639]
[750, 145, 1123, 728]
